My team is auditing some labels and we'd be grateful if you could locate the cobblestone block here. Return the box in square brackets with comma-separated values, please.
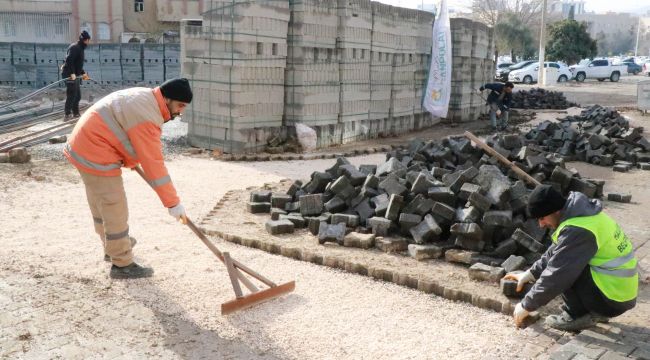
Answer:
[500, 277, 534, 298]
[512, 228, 545, 253]
[324, 196, 347, 212]
[354, 199, 375, 225]
[287, 180, 303, 198]
[363, 174, 380, 189]
[359, 164, 377, 175]
[318, 222, 346, 245]
[307, 215, 329, 235]
[377, 157, 408, 176]
[468, 191, 492, 213]
[491, 238, 518, 258]
[427, 186, 456, 206]
[379, 175, 408, 196]
[271, 193, 293, 209]
[456, 206, 482, 223]
[399, 213, 422, 235]
[550, 166, 574, 191]
[451, 223, 484, 251]
[299, 194, 324, 216]
[402, 194, 435, 216]
[285, 201, 300, 212]
[343, 232, 375, 249]
[376, 237, 408, 253]
[459, 183, 482, 201]
[279, 213, 306, 228]
[613, 164, 630, 173]
[8, 147, 30, 163]
[431, 202, 456, 224]
[331, 213, 360, 227]
[482, 210, 513, 227]
[303, 172, 332, 194]
[250, 190, 272, 202]
[607, 193, 632, 203]
[411, 173, 436, 194]
[501, 255, 527, 272]
[410, 214, 442, 244]
[270, 208, 287, 220]
[247, 202, 271, 214]
[445, 249, 478, 265]
[408, 244, 443, 260]
[468, 263, 505, 282]
[265, 219, 295, 235]
[368, 217, 392, 236]
[385, 194, 404, 221]
[331, 175, 357, 199]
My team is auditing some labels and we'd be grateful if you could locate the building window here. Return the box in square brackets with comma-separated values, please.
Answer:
[135, 0, 144, 12]
[97, 22, 110, 40]
[2, 15, 15, 37]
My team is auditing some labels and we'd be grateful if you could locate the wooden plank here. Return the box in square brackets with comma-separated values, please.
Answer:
[463, 131, 541, 187]
[224, 252, 243, 298]
[221, 281, 296, 315]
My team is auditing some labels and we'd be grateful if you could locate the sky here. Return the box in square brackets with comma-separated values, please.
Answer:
[373, 0, 649, 15]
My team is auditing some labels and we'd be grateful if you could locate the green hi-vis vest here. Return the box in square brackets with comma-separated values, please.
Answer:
[552, 212, 638, 302]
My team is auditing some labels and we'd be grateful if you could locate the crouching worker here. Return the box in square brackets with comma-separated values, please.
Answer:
[64, 78, 193, 279]
[506, 185, 638, 331]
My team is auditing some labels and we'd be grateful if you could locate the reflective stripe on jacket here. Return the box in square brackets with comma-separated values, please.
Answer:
[551, 212, 638, 302]
[64, 87, 179, 208]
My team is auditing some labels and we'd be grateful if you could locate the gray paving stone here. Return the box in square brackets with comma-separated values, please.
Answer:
[408, 244, 443, 260]
[385, 194, 404, 221]
[299, 194, 324, 216]
[250, 190, 272, 202]
[247, 202, 271, 214]
[331, 213, 360, 228]
[501, 255, 527, 272]
[410, 214, 442, 244]
[265, 219, 295, 235]
[318, 222, 346, 245]
[368, 217, 392, 237]
[468, 263, 505, 282]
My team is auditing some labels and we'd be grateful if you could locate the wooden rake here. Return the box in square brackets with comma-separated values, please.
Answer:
[134, 166, 295, 315]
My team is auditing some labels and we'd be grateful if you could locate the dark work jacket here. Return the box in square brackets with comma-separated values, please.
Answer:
[61, 41, 86, 77]
[521, 192, 636, 313]
[480, 83, 512, 111]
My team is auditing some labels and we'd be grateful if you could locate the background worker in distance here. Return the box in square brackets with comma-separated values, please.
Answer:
[506, 185, 638, 331]
[64, 78, 193, 279]
[478, 81, 514, 131]
[61, 30, 92, 120]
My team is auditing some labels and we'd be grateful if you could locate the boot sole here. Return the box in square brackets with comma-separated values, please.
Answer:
[109, 271, 153, 279]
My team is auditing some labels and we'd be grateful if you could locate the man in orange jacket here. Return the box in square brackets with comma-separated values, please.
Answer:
[64, 78, 192, 279]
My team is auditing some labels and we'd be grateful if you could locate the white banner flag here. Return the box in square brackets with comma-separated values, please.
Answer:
[423, 0, 452, 118]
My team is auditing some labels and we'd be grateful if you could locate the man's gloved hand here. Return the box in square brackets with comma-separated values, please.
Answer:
[503, 270, 536, 292]
[168, 203, 187, 224]
[479, 86, 484, 92]
[496, 109, 502, 117]
[70, 74, 76, 81]
[81, 73, 90, 81]
[513, 302, 530, 328]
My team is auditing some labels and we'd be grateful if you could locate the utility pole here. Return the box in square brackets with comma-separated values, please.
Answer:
[537, 0, 547, 86]
[635, 16, 641, 57]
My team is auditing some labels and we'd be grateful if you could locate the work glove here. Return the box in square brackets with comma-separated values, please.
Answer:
[479, 86, 484, 91]
[82, 73, 90, 81]
[503, 270, 536, 292]
[513, 302, 530, 328]
[70, 74, 76, 81]
[496, 109, 502, 117]
[168, 203, 187, 224]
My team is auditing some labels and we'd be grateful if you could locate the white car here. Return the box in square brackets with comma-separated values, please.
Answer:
[508, 62, 572, 84]
[643, 61, 650, 77]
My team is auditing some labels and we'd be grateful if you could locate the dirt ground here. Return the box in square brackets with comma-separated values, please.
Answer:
[1, 80, 649, 359]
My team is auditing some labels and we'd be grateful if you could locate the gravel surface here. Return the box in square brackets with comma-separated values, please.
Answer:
[0, 155, 533, 359]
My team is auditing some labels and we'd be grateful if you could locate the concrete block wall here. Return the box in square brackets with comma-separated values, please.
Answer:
[181, 1, 493, 153]
[0, 42, 180, 88]
[183, 0, 291, 152]
[285, 0, 340, 127]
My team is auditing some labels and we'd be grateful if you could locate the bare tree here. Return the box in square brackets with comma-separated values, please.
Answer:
[472, 0, 559, 27]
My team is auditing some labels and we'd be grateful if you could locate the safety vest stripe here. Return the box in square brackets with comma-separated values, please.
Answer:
[106, 228, 129, 241]
[148, 175, 171, 188]
[66, 143, 122, 171]
[93, 217, 103, 224]
[96, 107, 137, 158]
[597, 251, 636, 270]
[591, 266, 638, 278]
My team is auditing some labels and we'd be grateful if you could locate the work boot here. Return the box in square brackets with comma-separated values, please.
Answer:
[545, 311, 596, 332]
[64, 114, 73, 121]
[109, 263, 154, 279]
[104, 236, 137, 262]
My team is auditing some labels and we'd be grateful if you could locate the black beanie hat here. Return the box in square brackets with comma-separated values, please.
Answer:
[527, 184, 566, 219]
[79, 30, 91, 41]
[160, 78, 193, 103]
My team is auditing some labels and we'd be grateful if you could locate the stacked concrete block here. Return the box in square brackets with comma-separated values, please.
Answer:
[413, 10, 435, 130]
[369, 2, 396, 125]
[164, 44, 181, 80]
[143, 44, 165, 86]
[82, 44, 101, 88]
[12, 43, 36, 87]
[0, 43, 13, 85]
[337, 0, 372, 143]
[98, 44, 123, 85]
[469, 22, 494, 120]
[35, 44, 65, 87]
[121, 43, 142, 86]
[183, 0, 290, 152]
[284, 0, 340, 127]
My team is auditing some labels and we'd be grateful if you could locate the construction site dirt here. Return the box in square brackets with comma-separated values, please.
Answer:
[1, 78, 649, 359]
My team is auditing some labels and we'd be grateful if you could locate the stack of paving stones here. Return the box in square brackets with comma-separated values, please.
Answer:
[181, 1, 290, 152]
[35, 44, 67, 87]
[511, 87, 579, 109]
[0, 43, 13, 85]
[143, 44, 165, 86]
[120, 43, 143, 86]
[412, 11, 435, 130]
[284, 0, 340, 130]
[163, 44, 181, 80]
[522, 105, 650, 177]
[248, 135, 609, 291]
[12, 43, 36, 87]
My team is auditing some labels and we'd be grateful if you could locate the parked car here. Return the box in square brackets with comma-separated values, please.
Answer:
[495, 60, 536, 82]
[569, 59, 627, 82]
[507, 62, 572, 84]
[623, 61, 642, 75]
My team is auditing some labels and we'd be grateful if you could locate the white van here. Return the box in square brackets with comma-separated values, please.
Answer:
[508, 62, 573, 84]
